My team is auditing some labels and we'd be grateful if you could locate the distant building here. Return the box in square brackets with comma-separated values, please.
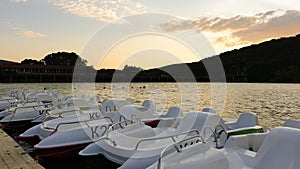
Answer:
[0, 64, 74, 83]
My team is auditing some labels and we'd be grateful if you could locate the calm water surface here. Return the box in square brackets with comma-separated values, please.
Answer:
[0, 82, 299, 129]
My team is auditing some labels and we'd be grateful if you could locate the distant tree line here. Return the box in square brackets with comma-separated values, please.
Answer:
[216, 34, 300, 82]
[129, 34, 300, 83]
[18, 34, 300, 83]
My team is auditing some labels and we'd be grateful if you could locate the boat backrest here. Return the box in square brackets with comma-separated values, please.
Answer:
[175, 111, 222, 135]
[101, 99, 132, 112]
[164, 107, 183, 118]
[61, 95, 72, 103]
[88, 95, 100, 105]
[25, 91, 39, 100]
[202, 108, 217, 114]
[24, 89, 36, 95]
[283, 119, 300, 129]
[227, 112, 258, 130]
[141, 100, 156, 113]
[11, 89, 22, 98]
[115, 104, 155, 121]
[34, 93, 53, 103]
[63, 97, 90, 108]
[254, 127, 300, 169]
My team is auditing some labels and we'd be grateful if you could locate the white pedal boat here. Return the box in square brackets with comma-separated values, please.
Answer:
[32, 105, 183, 160]
[146, 119, 300, 169]
[0, 89, 39, 118]
[79, 112, 264, 169]
[0, 94, 102, 127]
[16, 98, 133, 145]
[34, 117, 114, 159]
[148, 125, 300, 169]
[78, 111, 222, 168]
[31, 96, 103, 123]
[0, 89, 24, 111]
[0, 93, 55, 129]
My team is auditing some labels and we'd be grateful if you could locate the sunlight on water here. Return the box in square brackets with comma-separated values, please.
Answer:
[0, 83, 299, 129]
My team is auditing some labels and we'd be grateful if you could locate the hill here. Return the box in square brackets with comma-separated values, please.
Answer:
[216, 34, 300, 82]
[0, 59, 18, 65]
[133, 34, 300, 83]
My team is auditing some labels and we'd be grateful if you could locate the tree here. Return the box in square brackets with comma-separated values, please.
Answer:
[41, 52, 87, 66]
[122, 65, 143, 72]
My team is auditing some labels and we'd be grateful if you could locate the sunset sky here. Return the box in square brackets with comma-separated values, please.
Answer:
[1, 0, 300, 69]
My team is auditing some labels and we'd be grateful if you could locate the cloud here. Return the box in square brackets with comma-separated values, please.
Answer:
[10, 0, 27, 2]
[160, 9, 300, 48]
[16, 30, 47, 38]
[50, 0, 145, 22]
[233, 10, 300, 44]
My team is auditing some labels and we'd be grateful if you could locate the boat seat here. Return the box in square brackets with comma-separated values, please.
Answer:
[226, 113, 258, 130]
[110, 123, 156, 148]
[283, 119, 300, 129]
[156, 107, 182, 128]
[225, 132, 267, 152]
[115, 123, 156, 138]
[175, 112, 221, 137]
[253, 127, 300, 169]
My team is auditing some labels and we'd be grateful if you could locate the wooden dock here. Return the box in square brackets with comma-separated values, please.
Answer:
[0, 129, 44, 169]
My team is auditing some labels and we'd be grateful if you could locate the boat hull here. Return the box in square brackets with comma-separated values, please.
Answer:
[35, 142, 93, 160]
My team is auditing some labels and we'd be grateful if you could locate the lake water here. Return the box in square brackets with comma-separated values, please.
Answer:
[0, 82, 299, 129]
[1, 82, 299, 169]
